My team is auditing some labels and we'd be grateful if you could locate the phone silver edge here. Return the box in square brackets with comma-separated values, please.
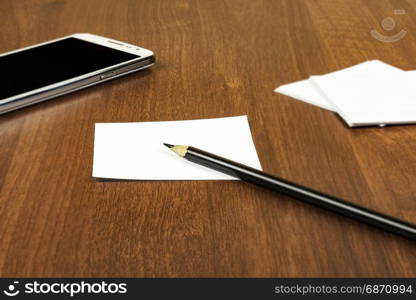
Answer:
[0, 33, 155, 115]
[0, 58, 154, 115]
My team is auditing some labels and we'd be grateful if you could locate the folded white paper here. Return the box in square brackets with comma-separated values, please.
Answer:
[310, 61, 416, 127]
[275, 60, 416, 127]
[93, 116, 262, 180]
[274, 78, 335, 111]
[274, 61, 403, 113]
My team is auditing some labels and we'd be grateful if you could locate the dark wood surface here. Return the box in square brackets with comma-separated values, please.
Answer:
[1, 0, 416, 277]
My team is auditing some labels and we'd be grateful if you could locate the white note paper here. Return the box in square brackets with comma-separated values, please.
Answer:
[274, 60, 408, 116]
[274, 78, 335, 111]
[274, 61, 382, 111]
[311, 61, 416, 127]
[93, 116, 262, 180]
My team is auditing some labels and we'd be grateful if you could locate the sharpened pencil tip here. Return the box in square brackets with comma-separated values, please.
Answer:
[163, 143, 174, 148]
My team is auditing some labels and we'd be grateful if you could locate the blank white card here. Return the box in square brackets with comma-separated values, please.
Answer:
[93, 116, 262, 180]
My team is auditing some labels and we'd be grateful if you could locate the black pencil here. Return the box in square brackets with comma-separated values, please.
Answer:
[164, 143, 416, 241]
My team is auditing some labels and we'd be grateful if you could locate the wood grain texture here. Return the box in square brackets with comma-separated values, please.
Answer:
[1, 0, 416, 277]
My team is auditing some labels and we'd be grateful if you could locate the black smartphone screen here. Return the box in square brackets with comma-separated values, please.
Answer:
[0, 37, 140, 100]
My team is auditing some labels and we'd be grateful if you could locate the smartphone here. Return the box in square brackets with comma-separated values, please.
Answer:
[0, 33, 155, 114]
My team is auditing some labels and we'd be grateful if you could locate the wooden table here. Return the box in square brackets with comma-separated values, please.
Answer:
[1, 0, 415, 277]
